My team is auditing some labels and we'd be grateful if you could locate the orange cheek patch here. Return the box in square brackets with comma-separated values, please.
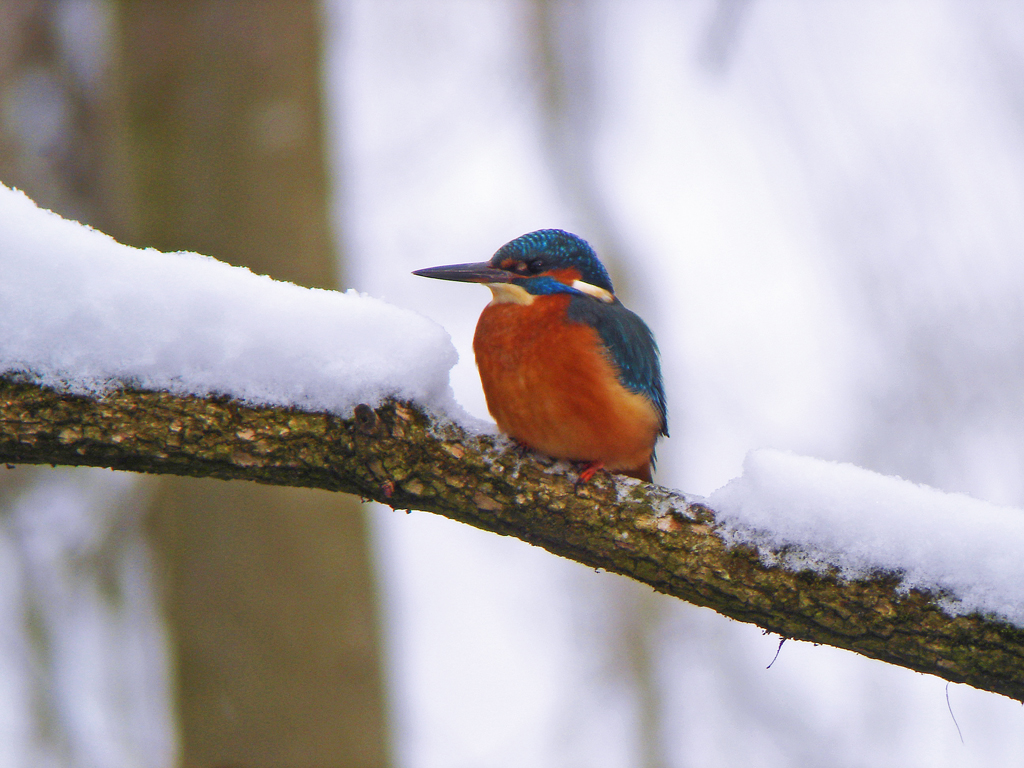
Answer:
[544, 267, 581, 284]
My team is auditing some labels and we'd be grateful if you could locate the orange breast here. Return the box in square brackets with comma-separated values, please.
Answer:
[473, 295, 661, 480]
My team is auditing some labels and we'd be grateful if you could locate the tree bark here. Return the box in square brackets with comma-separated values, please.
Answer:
[3, 374, 1023, 703]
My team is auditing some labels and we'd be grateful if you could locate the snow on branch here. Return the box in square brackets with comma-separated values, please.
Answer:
[4, 182, 1024, 702]
[2, 375, 1024, 703]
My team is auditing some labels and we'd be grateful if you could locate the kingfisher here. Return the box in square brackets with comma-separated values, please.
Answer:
[414, 229, 667, 483]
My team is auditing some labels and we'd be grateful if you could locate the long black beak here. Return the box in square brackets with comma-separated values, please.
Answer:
[412, 261, 513, 283]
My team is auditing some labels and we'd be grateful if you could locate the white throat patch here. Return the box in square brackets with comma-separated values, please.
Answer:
[487, 283, 535, 305]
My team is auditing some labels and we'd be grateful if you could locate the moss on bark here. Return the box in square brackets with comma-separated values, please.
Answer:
[3, 375, 1024, 701]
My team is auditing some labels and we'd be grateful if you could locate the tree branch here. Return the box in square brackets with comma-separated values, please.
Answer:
[2, 374, 1023, 701]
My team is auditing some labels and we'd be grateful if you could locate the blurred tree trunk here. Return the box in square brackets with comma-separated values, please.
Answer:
[0, 0, 128, 231]
[112, 3, 389, 766]
[0, 3, 175, 765]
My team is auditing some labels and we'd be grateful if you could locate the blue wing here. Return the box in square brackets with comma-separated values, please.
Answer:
[566, 295, 669, 437]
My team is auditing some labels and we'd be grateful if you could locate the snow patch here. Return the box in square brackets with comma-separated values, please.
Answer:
[711, 449, 1024, 626]
[0, 185, 460, 417]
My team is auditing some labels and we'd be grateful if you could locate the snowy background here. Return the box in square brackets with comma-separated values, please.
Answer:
[325, 3, 1024, 767]
[4, 1, 1024, 766]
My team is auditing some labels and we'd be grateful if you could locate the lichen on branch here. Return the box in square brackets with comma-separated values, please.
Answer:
[2, 374, 1024, 701]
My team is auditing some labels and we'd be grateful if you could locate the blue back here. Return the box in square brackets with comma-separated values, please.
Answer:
[566, 295, 669, 438]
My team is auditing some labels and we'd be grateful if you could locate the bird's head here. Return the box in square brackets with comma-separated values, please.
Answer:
[413, 229, 615, 305]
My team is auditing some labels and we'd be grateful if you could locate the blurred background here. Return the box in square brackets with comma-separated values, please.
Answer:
[3, 1, 1024, 766]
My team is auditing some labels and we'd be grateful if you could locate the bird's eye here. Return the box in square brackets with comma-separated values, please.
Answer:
[527, 259, 544, 274]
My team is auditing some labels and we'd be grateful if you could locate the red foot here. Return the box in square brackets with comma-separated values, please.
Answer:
[510, 438, 532, 457]
[577, 461, 605, 484]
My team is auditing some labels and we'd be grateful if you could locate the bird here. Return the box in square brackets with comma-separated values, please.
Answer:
[413, 229, 667, 482]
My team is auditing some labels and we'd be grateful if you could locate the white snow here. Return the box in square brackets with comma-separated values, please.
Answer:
[0, 184, 458, 416]
[710, 449, 1024, 626]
